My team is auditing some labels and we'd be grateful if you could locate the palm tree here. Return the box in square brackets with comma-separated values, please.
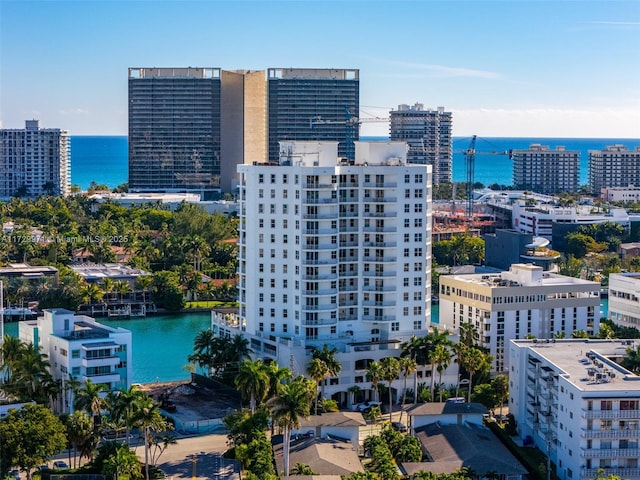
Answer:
[107, 384, 145, 444]
[265, 361, 292, 399]
[133, 395, 167, 480]
[135, 275, 154, 305]
[65, 410, 94, 467]
[311, 344, 341, 400]
[0, 334, 27, 382]
[398, 356, 416, 423]
[425, 327, 451, 399]
[380, 357, 400, 422]
[267, 376, 315, 479]
[623, 344, 640, 374]
[365, 361, 383, 403]
[432, 344, 452, 402]
[306, 357, 329, 415]
[79, 282, 103, 307]
[400, 335, 429, 405]
[458, 346, 492, 402]
[235, 359, 270, 415]
[74, 379, 107, 429]
[102, 277, 115, 303]
[114, 280, 132, 303]
[223, 334, 253, 379]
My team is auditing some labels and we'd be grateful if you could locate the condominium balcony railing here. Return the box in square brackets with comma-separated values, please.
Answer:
[581, 448, 640, 458]
[580, 468, 640, 480]
[582, 409, 640, 419]
[581, 428, 640, 439]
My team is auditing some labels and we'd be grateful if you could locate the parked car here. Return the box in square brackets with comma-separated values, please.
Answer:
[9, 470, 20, 480]
[36, 465, 50, 472]
[53, 461, 69, 469]
[355, 401, 382, 413]
[391, 421, 407, 433]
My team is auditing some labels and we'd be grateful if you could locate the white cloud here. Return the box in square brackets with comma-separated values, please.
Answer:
[363, 56, 500, 79]
[58, 108, 89, 116]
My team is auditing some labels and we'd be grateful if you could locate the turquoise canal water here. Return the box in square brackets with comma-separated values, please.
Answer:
[2, 299, 609, 383]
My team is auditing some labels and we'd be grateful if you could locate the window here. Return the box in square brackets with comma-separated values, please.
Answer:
[414, 320, 422, 330]
[601, 400, 612, 411]
[404, 174, 411, 184]
[72, 350, 80, 358]
[414, 203, 423, 213]
[60, 348, 68, 357]
[258, 174, 264, 184]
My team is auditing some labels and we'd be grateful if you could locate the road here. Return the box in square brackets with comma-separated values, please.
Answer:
[135, 434, 239, 480]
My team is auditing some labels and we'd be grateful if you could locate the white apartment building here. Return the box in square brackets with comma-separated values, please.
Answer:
[609, 273, 640, 330]
[213, 141, 458, 406]
[600, 185, 640, 203]
[19, 309, 132, 413]
[439, 264, 601, 372]
[512, 144, 579, 195]
[510, 339, 640, 480]
[589, 145, 640, 195]
[0, 120, 71, 198]
[511, 200, 630, 241]
[389, 104, 453, 185]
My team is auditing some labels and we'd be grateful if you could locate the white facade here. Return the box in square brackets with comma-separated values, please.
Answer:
[609, 273, 640, 330]
[600, 185, 640, 203]
[214, 141, 458, 405]
[439, 264, 601, 372]
[511, 200, 630, 241]
[0, 120, 71, 198]
[389, 103, 452, 185]
[19, 309, 132, 413]
[510, 339, 640, 480]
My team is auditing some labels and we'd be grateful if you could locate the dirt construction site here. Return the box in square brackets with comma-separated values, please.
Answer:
[138, 378, 241, 435]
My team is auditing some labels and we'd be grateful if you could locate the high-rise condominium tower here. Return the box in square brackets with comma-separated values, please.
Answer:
[128, 68, 222, 197]
[213, 141, 433, 405]
[588, 145, 640, 195]
[512, 144, 579, 194]
[267, 68, 359, 163]
[0, 120, 70, 198]
[389, 104, 452, 185]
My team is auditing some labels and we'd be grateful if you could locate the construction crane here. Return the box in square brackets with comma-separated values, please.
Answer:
[310, 107, 388, 161]
[462, 136, 512, 219]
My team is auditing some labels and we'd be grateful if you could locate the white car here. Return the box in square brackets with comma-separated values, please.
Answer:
[356, 401, 382, 412]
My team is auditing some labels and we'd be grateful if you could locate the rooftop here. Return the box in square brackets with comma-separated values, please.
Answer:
[273, 436, 363, 477]
[69, 263, 151, 281]
[403, 422, 527, 476]
[299, 411, 366, 428]
[407, 402, 487, 417]
[512, 339, 640, 392]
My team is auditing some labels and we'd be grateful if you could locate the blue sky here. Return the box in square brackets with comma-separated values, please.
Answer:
[1, 0, 639, 137]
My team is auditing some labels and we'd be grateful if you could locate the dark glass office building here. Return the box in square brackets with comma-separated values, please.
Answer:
[128, 68, 221, 196]
[267, 68, 359, 162]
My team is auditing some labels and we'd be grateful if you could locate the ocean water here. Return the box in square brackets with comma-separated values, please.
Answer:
[70, 136, 640, 190]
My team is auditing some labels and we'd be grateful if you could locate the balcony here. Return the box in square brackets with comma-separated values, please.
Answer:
[363, 255, 397, 263]
[580, 468, 640, 480]
[362, 271, 396, 278]
[303, 288, 338, 296]
[302, 258, 338, 266]
[81, 356, 120, 368]
[304, 318, 338, 326]
[302, 243, 335, 251]
[301, 304, 336, 312]
[582, 409, 640, 419]
[302, 273, 338, 281]
[363, 226, 397, 233]
[302, 228, 338, 236]
[85, 372, 121, 384]
[362, 300, 396, 308]
[582, 428, 640, 439]
[363, 241, 397, 248]
[581, 448, 640, 458]
[362, 315, 395, 322]
[303, 197, 338, 205]
[363, 181, 398, 188]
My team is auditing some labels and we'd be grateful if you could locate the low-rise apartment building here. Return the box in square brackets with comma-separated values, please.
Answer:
[439, 264, 600, 372]
[510, 339, 640, 480]
[19, 309, 132, 413]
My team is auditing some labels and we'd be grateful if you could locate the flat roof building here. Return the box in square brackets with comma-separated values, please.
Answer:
[212, 141, 457, 407]
[439, 264, 601, 372]
[19, 309, 132, 413]
[267, 68, 359, 163]
[512, 144, 579, 195]
[0, 120, 70, 198]
[589, 145, 640, 195]
[390, 103, 452, 185]
[509, 339, 640, 480]
[128, 68, 222, 197]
